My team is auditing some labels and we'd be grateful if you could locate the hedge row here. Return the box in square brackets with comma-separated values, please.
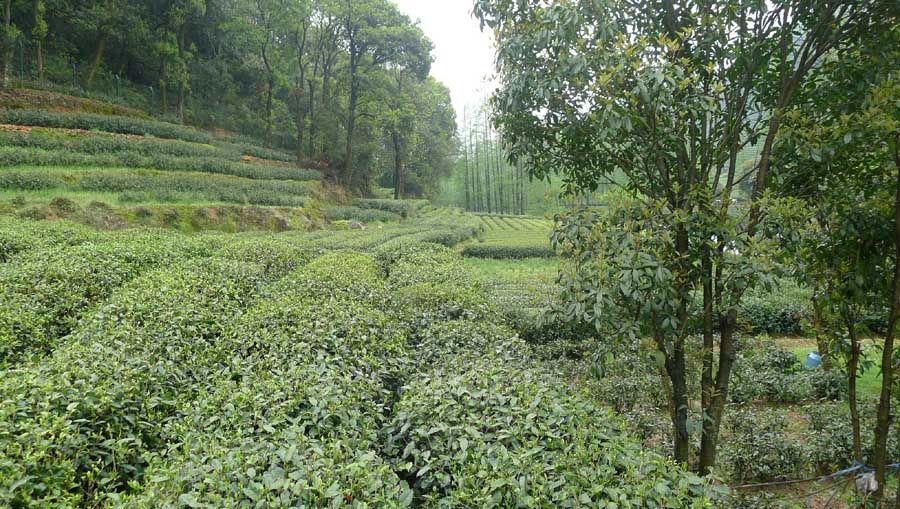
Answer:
[0, 129, 300, 167]
[323, 205, 402, 223]
[0, 147, 322, 181]
[116, 253, 414, 507]
[462, 243, 555, 259]
[0, 109, 214, 143]
[0, 258, 272, 507]
[0, 216, 97, 263]
[0, 169, 314, 208]
[0, 222, 716, 507]
[0, 232, 218, 365]
[354, 198, 430, 218]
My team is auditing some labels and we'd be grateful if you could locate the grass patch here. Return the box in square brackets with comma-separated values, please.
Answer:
[784, 339, 883, 398]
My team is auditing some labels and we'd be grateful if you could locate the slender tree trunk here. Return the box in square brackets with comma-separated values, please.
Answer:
[392, 130, 403, 200]
[0, 0, 10, 89]
[811, 285, 832, 370]
[344, 46, 359, 188]
[699, 310, 738, 474]
[86, 31, 110, 88]
[845, 314, 862, 462]
[873, 137, 900, 502]
[463, 113, 471, 210]
[700, 246, 715, 469]
[483, 118, 492, 213]
[177, 29, 186, 124]
[35, 40, 42, 80]
[473, 124, 481, 212]
[666, 341, 690, 466]
[306, 79, 316, 157]
[159, 57, 168, 115]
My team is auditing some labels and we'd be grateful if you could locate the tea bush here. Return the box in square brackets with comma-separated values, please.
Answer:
[0, 147, 321, 181]
[0, 216, 97, 262]
[0, 233, 216, 364]
[0, 168, 315, 207]
[355, 198, 430, 218]
[0, 109, 213, 143]
[323, 205, 402, 223]
[737, 282, 811, 335]
[0, 216, 721, 507]
[385, 360, 718, 508]
[719, 408, 805, 483]
[0, 259, 269, 507]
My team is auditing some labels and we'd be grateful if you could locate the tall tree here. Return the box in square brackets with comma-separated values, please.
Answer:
[476, 0, 883, 472]
[775, 20, 900, 499]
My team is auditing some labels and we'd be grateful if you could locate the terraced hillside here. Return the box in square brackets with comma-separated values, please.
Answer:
[0, 96, 338, 231]
[0, 214, 715, 507]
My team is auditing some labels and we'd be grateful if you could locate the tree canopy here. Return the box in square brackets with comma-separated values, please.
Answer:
[1, 0, 458, 195]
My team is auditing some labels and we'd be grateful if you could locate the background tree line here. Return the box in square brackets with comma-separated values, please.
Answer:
[0, 0, 457, 196]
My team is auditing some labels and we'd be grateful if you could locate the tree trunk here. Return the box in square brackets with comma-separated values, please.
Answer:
[811, 286, 832, 370]
[392, 129, 403, 200]
[483, 119, 492, 213]
[699, 310, 738, 474]
[699, 245, 715, 472]
[873, 137, 900, 502]
[35, 40, 42, 80]
[295, 83, 305, 161]
[344, 44, 359, 189]
[463, 115, 471, 210]
[0, 0, 10, 89]
[159, 57, 168, 115]
[306, 79, 316, 157]
[86, 31, 109, 89]
[177, 28, 186, 125]
[666, 343, 690, 466]
[845, 314, 862, 462]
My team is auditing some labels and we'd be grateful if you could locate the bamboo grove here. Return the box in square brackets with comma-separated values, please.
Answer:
[461, 105, 527, 215]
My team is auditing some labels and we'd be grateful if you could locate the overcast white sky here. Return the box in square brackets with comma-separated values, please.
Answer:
[392, 0, 496, 121]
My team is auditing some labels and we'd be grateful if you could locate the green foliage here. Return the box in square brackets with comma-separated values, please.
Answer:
[0, 232, 215, 364]
[323, 206, 402, 223]
[737, 282, 811, 336]
[0, 216, 96, 262]
[0, 258, 269, 506]
[354, 198, 429, 218]
[0, 215, 715, 507]
[0, 147, 321, 181]
[719, 408, 805, 483]
[0, 109, 214, 143]
[0, 168, 315, 207]
[385, 360, 718, 507]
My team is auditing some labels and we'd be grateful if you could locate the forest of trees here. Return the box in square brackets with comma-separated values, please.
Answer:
[0, 0, 458, 196]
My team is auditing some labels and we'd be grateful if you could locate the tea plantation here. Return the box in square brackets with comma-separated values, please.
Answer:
[0, 214, 717, 508]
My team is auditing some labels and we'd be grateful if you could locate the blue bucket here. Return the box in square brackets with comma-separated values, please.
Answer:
[805, 351, 822, 369]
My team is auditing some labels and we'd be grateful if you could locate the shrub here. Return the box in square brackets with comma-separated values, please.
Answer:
[720, 408, 805, 483]
[323, 206, 402, 223]
[0, 259, 268, 507]
[354, 198, 429, 218]
[0, 168, 315, 207]
[384, 361, 718, 507]
[737, 281, 811, 335]
[111, 251, 412, 508]
[0, 216, 96, 262]
[0, 109, 214, 143]
[0, 147, 322, 181]
[0, 233, 215, 364]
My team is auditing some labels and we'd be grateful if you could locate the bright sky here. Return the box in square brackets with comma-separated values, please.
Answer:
[392, 0, 496, 121]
